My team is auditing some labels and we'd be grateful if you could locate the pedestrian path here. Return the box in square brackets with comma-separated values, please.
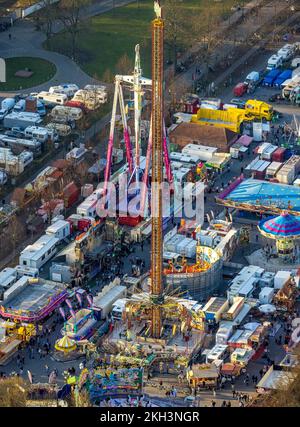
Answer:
[0, 0, 134, 96]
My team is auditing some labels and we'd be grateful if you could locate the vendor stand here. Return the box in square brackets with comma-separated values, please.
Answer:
[220, 363, 242, 378]
[187, 363, 219, 389]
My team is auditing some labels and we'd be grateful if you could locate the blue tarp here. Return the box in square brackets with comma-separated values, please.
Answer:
[225, 178, 300, 212]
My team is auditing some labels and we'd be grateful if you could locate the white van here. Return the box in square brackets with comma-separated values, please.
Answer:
[51, 105, 83, 121]
[36, 91, 67, 106]
[267, 54, 283, 70]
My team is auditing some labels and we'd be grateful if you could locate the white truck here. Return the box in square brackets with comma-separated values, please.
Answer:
[111, 298, 129, 321]
[267, 54, 283, 70]
[216, 321, 234, 345]
[92, 283, 127, 320]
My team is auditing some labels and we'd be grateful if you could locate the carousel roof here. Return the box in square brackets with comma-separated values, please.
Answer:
[258, 211, 300, 239]
[55, 335, 77, 353]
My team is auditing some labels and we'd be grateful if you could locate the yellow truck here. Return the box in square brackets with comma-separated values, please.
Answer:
[243, 99, 273, 121]
[191, 108, 245, 133]
[191, 100, 273, 133]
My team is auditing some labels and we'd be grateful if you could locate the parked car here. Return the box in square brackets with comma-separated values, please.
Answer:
[230, 98, 246, 109]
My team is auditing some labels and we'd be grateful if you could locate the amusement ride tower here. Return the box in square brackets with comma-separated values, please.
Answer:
[150, 1, 164, 338]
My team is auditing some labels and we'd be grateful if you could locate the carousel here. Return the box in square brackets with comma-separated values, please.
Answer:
[55, 336, 77, 353]
[258, 211, 300, 262]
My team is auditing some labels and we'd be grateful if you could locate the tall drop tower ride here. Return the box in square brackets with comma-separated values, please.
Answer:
[150, 1, 164, 338]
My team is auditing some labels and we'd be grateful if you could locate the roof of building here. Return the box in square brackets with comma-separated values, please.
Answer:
[224, 178, 300, 212]
[259, 212, 300, 238]
[169, 122, 238, 144]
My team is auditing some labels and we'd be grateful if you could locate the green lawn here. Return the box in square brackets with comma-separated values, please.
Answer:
[45, 0, 248, 80]
[0, 57, 56, 91]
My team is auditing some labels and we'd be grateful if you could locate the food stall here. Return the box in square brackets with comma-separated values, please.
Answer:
[187, 363, 219, 389]
[220, 363, 242, 378]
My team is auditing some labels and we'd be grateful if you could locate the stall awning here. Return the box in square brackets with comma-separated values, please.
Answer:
[236, 135, 253, 147]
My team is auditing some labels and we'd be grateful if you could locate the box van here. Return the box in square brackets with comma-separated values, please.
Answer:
[1, 98, 15, 112]
[35, 91, 67, 106]
[111, 298, 129, 321]
[267, 54, 283, 70]
[51, 105, 83, 121]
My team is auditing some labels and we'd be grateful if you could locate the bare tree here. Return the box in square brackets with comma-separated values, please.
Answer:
[116, 53, 132, 75]
[102, 68, 115, 84]
[57, 0, 90, 60]
[192, 6, 220, 73]
[164, 0, 189, 72]
[36, 0, 57, 39]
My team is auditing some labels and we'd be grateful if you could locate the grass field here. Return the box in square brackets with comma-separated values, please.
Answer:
[0, 57, 56, 91]
[45, 0, 248, 80]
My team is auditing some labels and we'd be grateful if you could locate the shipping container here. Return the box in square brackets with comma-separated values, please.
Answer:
[259, 287, 275, 304]
[271, 147, 286, 162]
[63, 181, 79, 208]
[266, 161, 283, 178]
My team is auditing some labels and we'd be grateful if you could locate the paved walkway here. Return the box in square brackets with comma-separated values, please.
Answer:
[0, 0, 134, 96]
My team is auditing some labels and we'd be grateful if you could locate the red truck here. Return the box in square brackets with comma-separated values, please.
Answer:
[233, 82, 248, 97]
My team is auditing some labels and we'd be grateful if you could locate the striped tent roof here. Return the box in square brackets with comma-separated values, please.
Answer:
[55, 335, 77, 353]
[258, 211, 300, 239]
